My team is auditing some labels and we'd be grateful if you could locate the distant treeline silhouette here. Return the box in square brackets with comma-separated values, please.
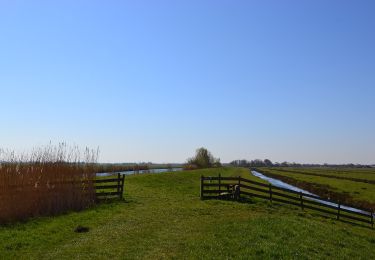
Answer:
[230, 159, 374, 168]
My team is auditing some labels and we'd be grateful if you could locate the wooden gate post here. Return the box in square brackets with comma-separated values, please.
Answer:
[120, 174, 125, 199]
[218, 174, 221, 195]
[337, 203, 341, 220]
[200, 175, 203, 200]
[371, 212, 374, 229]
[269, 184, 273, 202]
[237, 176, 241, 201]
[117, 173, 121, 198]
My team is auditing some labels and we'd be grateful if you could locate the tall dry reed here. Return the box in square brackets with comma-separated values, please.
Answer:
[0, 143, 98, 223]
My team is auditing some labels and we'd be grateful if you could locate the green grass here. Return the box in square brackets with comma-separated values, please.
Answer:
[0, 167, 374, 259]
[270, 167, 375, 181]
[257, 167, 375, 207]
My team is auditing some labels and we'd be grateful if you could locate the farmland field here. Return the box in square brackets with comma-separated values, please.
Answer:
[260, 167, 375, 182]
[0, 167, 374, 259]
[256, 167, 375, 211]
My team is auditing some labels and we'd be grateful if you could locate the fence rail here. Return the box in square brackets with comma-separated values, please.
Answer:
[200, 175, 374, 228]
[95, 173, 125, 200]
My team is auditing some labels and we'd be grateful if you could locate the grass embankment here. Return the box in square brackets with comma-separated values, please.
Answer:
[0, 167, 374, 259]
[257, 167, 375, 210]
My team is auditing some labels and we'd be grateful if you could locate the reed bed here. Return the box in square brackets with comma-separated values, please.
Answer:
[0, 143, 98, 223]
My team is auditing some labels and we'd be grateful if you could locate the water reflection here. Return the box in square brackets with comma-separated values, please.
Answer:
[251, 170, 372, 216]
[97, 168, 183, 177]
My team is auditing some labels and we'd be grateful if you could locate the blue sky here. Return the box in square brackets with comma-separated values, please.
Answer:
[1, 1, 374, 164]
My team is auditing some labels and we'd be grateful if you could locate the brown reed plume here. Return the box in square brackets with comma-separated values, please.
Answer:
[0, 143, 99, 223]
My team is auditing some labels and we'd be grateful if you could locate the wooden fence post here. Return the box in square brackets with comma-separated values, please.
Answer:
[269, 184, 272, 202]
[121, 174, 125, 199]
[337, 202, 341, 220]
[117, 173, 121, 199]
[300, 192, 304, 210]
[218, 174, 221, 195]
[371, 212, 374, 229]
[237, 176, 241, 200]
[200, 175, 203, 200]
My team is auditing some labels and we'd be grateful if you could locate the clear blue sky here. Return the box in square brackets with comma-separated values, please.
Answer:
[1, 1, 374, 164]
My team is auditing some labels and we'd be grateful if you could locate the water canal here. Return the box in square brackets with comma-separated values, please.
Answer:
[97, 167, 183, 177]
[251, 170, 372, 216]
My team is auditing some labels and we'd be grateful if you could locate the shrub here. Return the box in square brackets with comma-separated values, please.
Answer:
[185, 147, 221, 169]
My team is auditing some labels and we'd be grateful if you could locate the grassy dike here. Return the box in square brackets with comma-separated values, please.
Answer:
[0, 167, 374, 259]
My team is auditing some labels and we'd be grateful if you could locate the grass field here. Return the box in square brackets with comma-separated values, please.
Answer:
[0, 167, 374, 259]
[256, 167, 375, 210]
[264, 167, 375, 182]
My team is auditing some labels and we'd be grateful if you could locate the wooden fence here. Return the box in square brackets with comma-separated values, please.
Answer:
[95, 173, 125, 200]
[200, 175, 374, 228]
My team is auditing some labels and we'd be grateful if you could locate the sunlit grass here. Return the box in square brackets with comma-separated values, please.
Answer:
[0, 167, 374, 259]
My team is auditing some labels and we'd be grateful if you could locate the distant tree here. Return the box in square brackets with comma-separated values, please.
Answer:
[185, 147, 221, 169]
[264, 159, 273, 167]
[281, 161, 289, 167]
[230, 159, 250, 167]
[250, 159, 265, 167]
[166, 163, 172, 171]
[213, 158, 222, 168]
[290, 162, 302, 167]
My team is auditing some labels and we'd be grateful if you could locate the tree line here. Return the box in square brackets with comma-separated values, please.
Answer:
[229, 159, 374, 168]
